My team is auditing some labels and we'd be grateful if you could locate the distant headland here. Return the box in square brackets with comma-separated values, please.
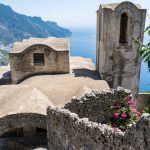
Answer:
[0, 3, 72, 45]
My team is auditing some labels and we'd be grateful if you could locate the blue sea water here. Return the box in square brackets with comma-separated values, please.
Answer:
[70, 27, 150, 92]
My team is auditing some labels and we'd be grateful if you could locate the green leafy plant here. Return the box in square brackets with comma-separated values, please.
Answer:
[110, 94, 141, 131]
[143, 98, 150, 113]
[143, 106, 150, 114]
[139, 25, 150, 71]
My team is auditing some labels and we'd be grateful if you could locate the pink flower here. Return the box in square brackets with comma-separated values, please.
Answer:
[121, 113, 127, 118]
[132, 108, 141, 116]
[127, 100, 135, 107]
[115, 104, 122, 109]
[113, 113, 119, 118]
[113, 124, 118, 128]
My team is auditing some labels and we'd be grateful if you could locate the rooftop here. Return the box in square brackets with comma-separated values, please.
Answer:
[0, 57, 109, 117]
[11, 37, 70, 53]
[99, 1, 142, 11]
[0, 85, 54, 118]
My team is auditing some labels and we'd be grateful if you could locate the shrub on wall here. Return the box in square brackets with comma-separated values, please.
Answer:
[110, 94, 141, 131]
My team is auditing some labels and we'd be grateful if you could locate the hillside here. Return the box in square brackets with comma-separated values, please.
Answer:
[0, 50, 9, 66]
[0, 3, 71, 45]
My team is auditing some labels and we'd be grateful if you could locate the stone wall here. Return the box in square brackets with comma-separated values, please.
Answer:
[123, 113, 150, 150]
[0, 113, 46, 136]
[65, 87, 130, 123]
[8, 140, 29, 150]
[47, 107, 124, 150]
[137, 93, 150, 111]
[47, 107, 150, 150]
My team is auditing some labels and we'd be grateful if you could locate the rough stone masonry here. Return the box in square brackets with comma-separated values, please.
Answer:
[47, 88, 150, 150]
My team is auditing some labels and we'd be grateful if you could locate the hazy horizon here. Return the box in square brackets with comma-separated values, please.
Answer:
[0, 0, 149, 28]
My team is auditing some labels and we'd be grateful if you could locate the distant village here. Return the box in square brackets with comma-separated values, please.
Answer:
[0, 42, 13, 66]
[0, 43, 13, 52]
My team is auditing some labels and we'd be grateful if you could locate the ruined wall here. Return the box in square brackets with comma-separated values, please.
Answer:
[0, 113, 46, 136]
[65, 87, 130, 123]
[47, 107, 150, 150]
[9, 44, 70, 83]
[137, 93, 150, 111]
[47, 107, 124, 150]
[96, 2, 147, 98]
[123, 113, 150, 150]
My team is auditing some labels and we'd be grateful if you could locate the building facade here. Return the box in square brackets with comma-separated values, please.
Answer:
[9, 37, 70, 83]
[96, 1, 146, 97]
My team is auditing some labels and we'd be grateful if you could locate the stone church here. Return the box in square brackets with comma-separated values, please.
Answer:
[96, 1, 146, 98]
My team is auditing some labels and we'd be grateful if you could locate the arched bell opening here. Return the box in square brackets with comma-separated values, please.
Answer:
[119, 13, 128, 44]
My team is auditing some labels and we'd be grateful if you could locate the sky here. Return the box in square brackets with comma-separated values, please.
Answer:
[0, 0, 149, 28]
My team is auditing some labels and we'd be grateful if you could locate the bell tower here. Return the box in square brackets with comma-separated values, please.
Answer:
[96, 2, 146, 98]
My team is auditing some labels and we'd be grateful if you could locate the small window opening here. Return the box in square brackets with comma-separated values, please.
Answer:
[33, 53, 45, 66]
[119, 13, 128, 44]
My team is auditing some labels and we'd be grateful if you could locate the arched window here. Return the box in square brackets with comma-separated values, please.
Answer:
[119, 13, 128, 43]
[99, 14, 101, 41]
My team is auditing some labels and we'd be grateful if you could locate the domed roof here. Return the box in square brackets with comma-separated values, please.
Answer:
[11, 37, 70, 53]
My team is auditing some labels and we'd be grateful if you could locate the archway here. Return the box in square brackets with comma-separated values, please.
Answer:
[0, 113, 47, 149]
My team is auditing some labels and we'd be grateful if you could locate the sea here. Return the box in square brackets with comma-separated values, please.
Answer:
[70, 27, 150, 92]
